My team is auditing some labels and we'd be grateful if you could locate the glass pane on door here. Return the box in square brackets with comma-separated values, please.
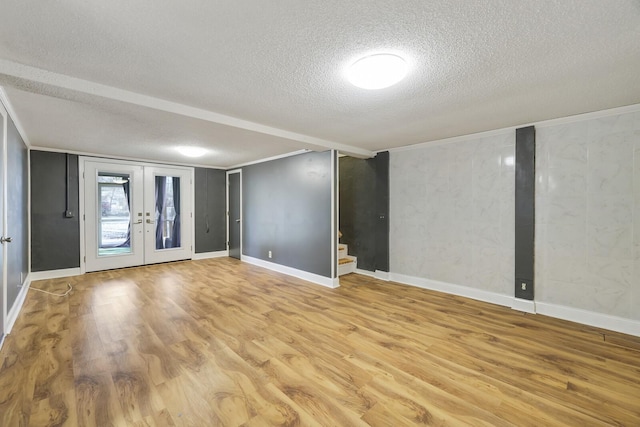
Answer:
[98, 173, 132, 256]
[155, 176, 181, 250]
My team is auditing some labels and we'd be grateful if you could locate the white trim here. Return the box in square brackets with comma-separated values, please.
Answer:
[387, 128, 514, 153]
[5, 275, 30, 334]
[331, 150, 336, 279]
[78, 159, 86, 274]
[226, 169, 242, 258]
[536, 302, 640, 338]
[534, 102, 640, 129]
[242, 255, 340, 289]
[511, 298, 536, 314]
[388, 272, 514, 308]
[0, 86, 31, 147]
[29, 268, 82, 281]
[356, 270, 392, 281]
[0, 59, 373, 159]
[386, 102, 640, 154]
[192, 250, 228, 260]
[79, 156, 195, 171]
[27, 148, 32, 283]
[228, 149, 310, 169]
[32, 146, 227, 170]
[355, 268, 376, 278]
[0, 333, 4, 351]
[1, 101, 7, 334]
[375, 270, 390, 281]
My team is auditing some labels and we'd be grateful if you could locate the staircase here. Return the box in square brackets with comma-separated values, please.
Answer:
[338, 243, 357, 276]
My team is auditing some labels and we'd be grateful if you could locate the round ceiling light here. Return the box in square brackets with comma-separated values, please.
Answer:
[347, 53, 408, 90]
[176, 146, 207, 157]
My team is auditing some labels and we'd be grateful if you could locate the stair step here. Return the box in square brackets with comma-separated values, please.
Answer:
[338, 257, 354, 265]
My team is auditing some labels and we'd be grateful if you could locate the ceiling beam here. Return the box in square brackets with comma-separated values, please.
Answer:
[0, 59, 374, 159]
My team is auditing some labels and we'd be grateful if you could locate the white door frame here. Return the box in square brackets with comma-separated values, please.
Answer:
[82, 160, 145, 272]
[0, 102, 7, 336]
[80, 157, 195, 273]
[226, 169, 242, 258]
[143, 165, 194, 265]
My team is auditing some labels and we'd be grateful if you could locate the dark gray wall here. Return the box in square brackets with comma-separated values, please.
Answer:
[515, 126, 535, 300]
[194, 167, 227, 253]
[6, 116, 28, 309]
[339, 152, 389, 272]
[242, 151, 333, 278]
[31, 151, 80, 272]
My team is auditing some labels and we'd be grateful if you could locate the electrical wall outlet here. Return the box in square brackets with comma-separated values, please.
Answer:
[268, 250, 272, 259]
[521, 282, 527, 291]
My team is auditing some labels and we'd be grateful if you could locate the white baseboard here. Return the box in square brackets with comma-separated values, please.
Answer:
[5, 275, 31, 334]
[388, 272, 514, 308]
[354, 269, 390, 281]
[355, 268, 376, 278]
[375, 270, 390, 281]
[241, 255, 340, 289]
[536, 302, 640, 338]
[29, 267, 82, 281]
[511, 298, 536, 314]
[387, 272, 640, 337]
[192, 250, 229, 260]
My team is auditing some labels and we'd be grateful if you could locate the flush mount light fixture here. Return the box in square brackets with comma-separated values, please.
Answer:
[347, 53, 408, 90]
[176, 146, 207, 157]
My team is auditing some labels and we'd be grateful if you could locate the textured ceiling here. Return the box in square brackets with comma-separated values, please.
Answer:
[1, 0, 639, 167]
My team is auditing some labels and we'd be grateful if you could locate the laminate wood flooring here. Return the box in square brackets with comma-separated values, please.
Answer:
[1, 258, 639, 426]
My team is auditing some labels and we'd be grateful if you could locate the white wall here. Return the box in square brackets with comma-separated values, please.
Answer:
[536, 110, 640, 322]
[389, 132, 515, 299]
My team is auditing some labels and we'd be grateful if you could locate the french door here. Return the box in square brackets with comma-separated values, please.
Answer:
[82, 159, 193, 272]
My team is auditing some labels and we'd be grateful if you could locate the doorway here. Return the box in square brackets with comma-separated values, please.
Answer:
[227, 169, 241, 260]
[0, 102, 6, 340]
[81, 158, 194, 272]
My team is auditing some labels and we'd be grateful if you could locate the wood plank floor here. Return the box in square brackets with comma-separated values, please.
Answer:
[1, 258, 639, 426]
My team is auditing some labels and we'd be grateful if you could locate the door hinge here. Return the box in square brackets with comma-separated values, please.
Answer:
[83, 256, 86, 263]
[226, 211, 229, 216]
[226, 241, 229, 248]
[82, 172, 85, 179]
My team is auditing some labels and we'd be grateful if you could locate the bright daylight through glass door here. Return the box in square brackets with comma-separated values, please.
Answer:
[83, 159, 193, 272]
[98, 173, 132, 256]
[154, 176, 181, 250]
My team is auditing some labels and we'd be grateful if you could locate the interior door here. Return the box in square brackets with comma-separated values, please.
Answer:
[84, 161, 145, 272]
[228, 170, 241, 259]
[143, 166, 193, 265]
[0, 103, 6, 337]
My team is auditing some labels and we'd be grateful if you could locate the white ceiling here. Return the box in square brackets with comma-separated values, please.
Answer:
[1, 0, 639, 168]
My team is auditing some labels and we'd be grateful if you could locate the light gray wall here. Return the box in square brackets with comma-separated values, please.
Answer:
[6, 115, 28, 310]
[535, 110, 640, 320]
[390, 133, 515, 296]
[242, 151, 334, 278]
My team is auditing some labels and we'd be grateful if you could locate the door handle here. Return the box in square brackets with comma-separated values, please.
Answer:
[133, 220, 143, 224]
[146, 219, 155, 224]
[235, 219, 241, 223]
[0, 236, 12, 243]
